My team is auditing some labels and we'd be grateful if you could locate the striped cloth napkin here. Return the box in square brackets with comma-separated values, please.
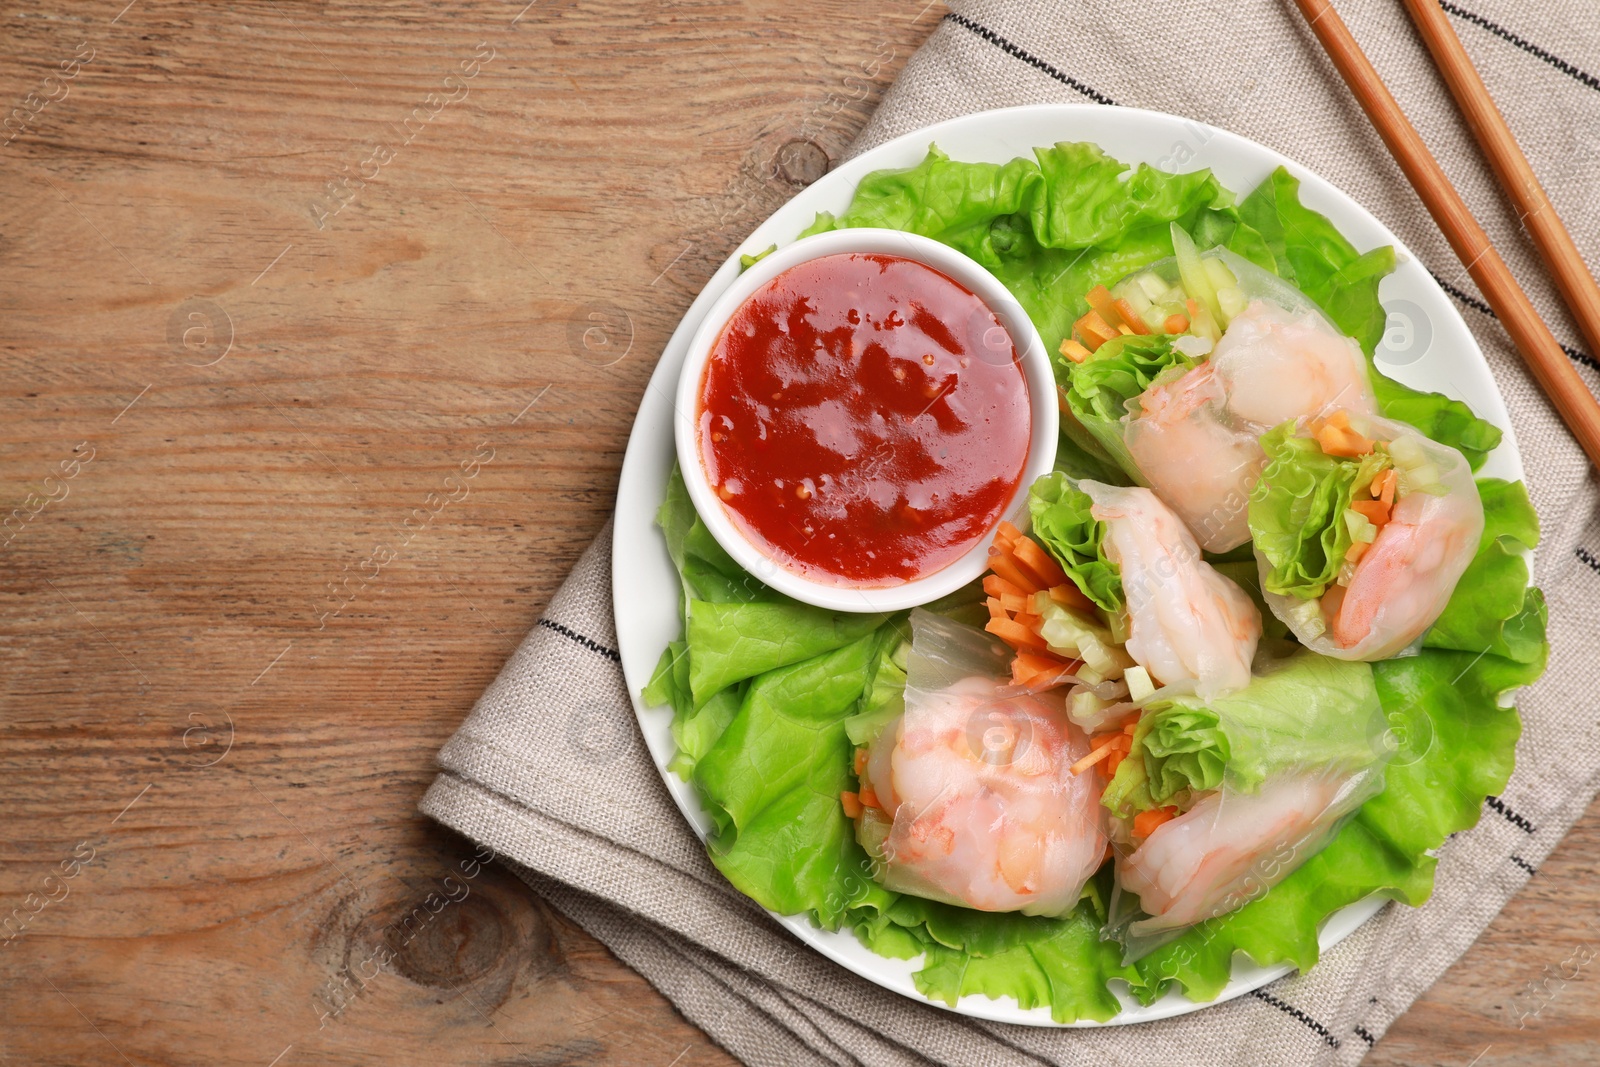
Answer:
[422, 1, 1600, 1062]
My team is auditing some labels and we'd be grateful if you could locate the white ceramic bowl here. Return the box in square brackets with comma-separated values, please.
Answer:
[671, 227, 1059, 613]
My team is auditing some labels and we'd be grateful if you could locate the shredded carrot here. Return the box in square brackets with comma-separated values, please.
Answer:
[999, 592, 1029, 614]
[1345, 540, 1370, 565]
[1163, 312, 1189, 334]
[840, 791, 864, 819]
[1372, 468, 1398, 505]
[1123, 719, 1140, 735]
[985, 616, 1050, 653]
[984, 574, 1026, 600]
[1349, 500, 1392, 527]
[1057, 385, 1071, 414]
[1104, 750, 1125, 776]
[1185, 298, 1199, 317]
[1322, 583, 1348, 623]
[986, 545, 1040, 595]
[1047, 583, 1096, 613]
[1317, 422, 1375, 458]
[1133, 806, 1179, 838]
[1011, 611, 1043, 633]
[995, 520, 1023, 549]
[985, 597, 1007, 620]
[1074, 309, 1120, 351]
[858, 786, 881, 810]
[1069, 736, 1122, 775]
[1011, 651, 1078, 687]
[1059, 338, 1094, 364]
[1112, 297, 1152, 335]
[1012, 536, 1069, 589]
[1085, 286, 1123, 328]
[854, 748, 869, 775]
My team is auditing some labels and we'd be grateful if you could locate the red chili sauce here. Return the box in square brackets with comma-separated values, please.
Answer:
[698, 252, 1031, 587]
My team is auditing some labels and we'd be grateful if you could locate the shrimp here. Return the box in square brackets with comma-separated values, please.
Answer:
[1210, 300, 1377, 428]
[1118, 768, 1381, 934]
[1266, 415, 1485, 661]
[1124, 364, 1262, 552]
[857, 612, 1106, 917]
[1122, 299, 1379, 553]
[1080, 481, 1261, 700]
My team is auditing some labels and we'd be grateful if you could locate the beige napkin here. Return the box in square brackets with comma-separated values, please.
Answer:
[422, 1, 1600, 1062]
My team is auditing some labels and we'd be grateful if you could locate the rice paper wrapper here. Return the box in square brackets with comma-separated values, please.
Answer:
[1105, 648, 1393, 957]
[857, 609, 1107, 918]
[1257, 413, 1486, 661]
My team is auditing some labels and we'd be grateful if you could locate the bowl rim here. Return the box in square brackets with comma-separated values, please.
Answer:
[670, 227, 1060, 613]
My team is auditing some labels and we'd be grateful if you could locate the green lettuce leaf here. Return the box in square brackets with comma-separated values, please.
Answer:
[1425, 478, 1544, 662]
[692, 630, 898, 912]
[843, 631, 908, 747]
[912, 897, 1136, 1023]
[1103, 650, 1385, 817]
[1238, 167, 1501, 468]
[1063, 334, 1192, 424]
[686, 600, 888, 707]
[1027, 472, 1123, 611]
[1060, 333, 1195, 476]
[805, 142, 1273, 362]
[1248, 421, 1390, 599]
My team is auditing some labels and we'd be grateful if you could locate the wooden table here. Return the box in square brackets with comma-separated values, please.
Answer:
[1, 2, 1594, 1063]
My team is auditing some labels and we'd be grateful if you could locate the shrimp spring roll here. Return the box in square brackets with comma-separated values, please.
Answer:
[1029, 473, 1261, 701]
[1102, 649, 1391, 948]
[852, 609, 1108, 917]
[1248, 410, 1485, 660]
[1060, 232, 1378, 552]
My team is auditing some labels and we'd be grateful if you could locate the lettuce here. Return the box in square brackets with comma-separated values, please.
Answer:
[1063, 334, 1192, 424]
[686, 601, 888, 707]
[1027, 472, 1123, 611]
[843, 631, 908, 747]
[1060, 333, 1195, 474]
[1103, 651, 1385, 816]
[1237, 167, 1502, 468]
[646, 144, 1546, 1020]
[1248, 421, 1391, 599]
[1425, 478, 1545, 663]
[692, 630, 896, 910]
[804, 142, 1275, 365]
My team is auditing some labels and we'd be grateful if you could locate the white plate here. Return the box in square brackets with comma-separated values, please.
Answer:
[611, 103, 1524, 1027]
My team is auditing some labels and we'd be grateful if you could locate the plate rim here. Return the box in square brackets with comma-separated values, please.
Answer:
[610, 101, 1523, 1028]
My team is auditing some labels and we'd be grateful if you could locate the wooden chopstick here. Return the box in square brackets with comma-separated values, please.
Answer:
[1292, 0, 1600, 470]
[1401, 0, 1600, 363]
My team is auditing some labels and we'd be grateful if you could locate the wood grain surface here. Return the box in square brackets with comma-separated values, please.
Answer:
[0, 2, 1593, 1065]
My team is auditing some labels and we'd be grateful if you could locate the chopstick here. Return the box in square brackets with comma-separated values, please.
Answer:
[1400, 0, 1600, 362]
[1291, 0, 1600, 470]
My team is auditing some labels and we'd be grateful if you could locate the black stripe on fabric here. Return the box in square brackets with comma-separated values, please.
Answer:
[1441, 2, 1600, 94]
[1354, 1025, 1377, 1047]
[941, 13, 1117, 106]
[1428, 272, 1600, 372]
[1510, 854, 1538, 875]
[1577, 546, 1600, 575]
[538, 618, 621, 662]
[1250, 989, 1341, 1049]
[1485, 794, 1537, 834]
